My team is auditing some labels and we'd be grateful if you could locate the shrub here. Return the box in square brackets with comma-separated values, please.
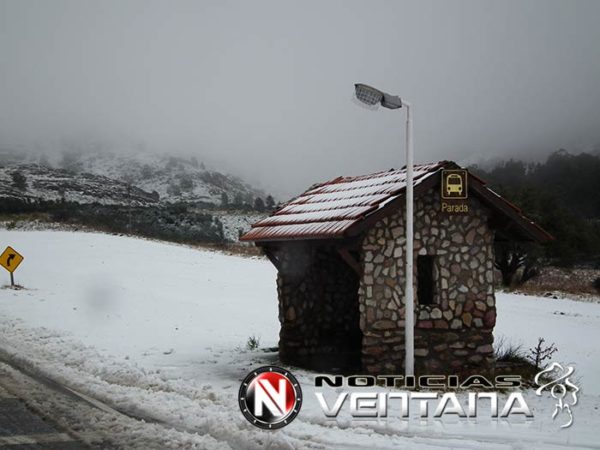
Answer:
[495, 336, 526, 363]
[11, 171, 27, 190]
[593, 277, 600, 293]
[246, 335, 260, 351]
[527, 337, 558, 370]
[494, 336, 545, 386]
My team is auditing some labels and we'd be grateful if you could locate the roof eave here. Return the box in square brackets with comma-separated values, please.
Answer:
[238, 161, 554, 245]
[468, 178, 554, 243]
[240, 233, 348, 244]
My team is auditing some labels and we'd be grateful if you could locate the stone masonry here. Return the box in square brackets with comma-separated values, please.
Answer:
[359, 188, 496, 376]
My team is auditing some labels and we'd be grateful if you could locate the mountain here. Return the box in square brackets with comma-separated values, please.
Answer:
[69, 151, 267, 205]
[0, 149, 269, 207]
[0, 149, 273, 243]
[0, 163, 158, 205]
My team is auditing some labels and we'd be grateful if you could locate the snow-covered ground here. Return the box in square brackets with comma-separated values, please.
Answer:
[0, 230, 598, 449]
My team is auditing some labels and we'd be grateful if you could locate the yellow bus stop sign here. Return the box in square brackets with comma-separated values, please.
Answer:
[0, 246, 24, 273]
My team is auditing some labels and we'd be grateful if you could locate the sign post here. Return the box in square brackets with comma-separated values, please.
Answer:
[0, 246, 24, 287]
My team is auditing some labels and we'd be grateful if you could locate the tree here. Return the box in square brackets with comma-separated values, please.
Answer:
[167, 183, 182, 197]
[220, 192, 229, 207]
[166, 156, 177, 170]
[61, 151, 82, 173]
[494, 242, 540, 287]
[179, 174, 194, 191]
[141, 164, 153, 179]
[233, 192, 244, 207]
[527, 337, 558, 370]
[471, 150, 600, 267]
[38, 154, 50, 167]
[254, 197, 265, 212]
[11, 171, 27, 190]
[265, 195, 275, 210]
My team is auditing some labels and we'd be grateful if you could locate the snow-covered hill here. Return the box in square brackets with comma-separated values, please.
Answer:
[0, 149, 270, 207]
[61, 150, 267, 205]
[0, 163, 159, 205]
[0, 230, 598, 449]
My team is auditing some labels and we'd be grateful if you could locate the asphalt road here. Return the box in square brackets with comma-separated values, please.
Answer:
[0, 385, 86, 449]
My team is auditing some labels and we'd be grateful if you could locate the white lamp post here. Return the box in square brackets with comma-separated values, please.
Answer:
[354, 83, 415, 376]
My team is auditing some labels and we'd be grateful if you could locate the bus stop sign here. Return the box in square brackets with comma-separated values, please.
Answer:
[441, 169, 469, 214]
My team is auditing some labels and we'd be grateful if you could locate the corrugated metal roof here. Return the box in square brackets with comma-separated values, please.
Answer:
[241, 162, 446, 242]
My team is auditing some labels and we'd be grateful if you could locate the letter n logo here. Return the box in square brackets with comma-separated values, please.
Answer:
[239, 366, 302, 429]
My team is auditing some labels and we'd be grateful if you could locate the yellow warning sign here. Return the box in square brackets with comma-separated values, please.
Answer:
[0, 246, 24, 273]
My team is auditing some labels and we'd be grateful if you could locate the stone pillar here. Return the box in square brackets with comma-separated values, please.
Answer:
[359, 189, 497, 376]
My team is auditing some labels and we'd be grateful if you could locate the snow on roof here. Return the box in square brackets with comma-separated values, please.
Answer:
[240, 162, 446, 242]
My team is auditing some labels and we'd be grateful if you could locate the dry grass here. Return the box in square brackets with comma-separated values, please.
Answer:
[519, 266, 600, 297]
[494, 337, 546, 387]
[1, 284, 26, 290]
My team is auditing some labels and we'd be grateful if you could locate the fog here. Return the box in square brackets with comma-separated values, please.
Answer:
[1, 0, 599, 195]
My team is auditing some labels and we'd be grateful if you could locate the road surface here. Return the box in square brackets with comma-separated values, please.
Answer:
[0, 382, 86, 449]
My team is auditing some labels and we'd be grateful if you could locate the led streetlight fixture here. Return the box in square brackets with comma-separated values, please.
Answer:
[354, 83, 403, 109]
[354, 83, 383, 106]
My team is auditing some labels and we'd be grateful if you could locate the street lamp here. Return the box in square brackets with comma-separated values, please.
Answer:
[354, 83, 415, 377]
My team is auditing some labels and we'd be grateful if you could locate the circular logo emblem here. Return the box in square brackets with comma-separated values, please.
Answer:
[238, 366, 302, 429]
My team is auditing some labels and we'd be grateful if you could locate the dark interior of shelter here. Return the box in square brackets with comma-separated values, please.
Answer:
[276, 243, 363, 373]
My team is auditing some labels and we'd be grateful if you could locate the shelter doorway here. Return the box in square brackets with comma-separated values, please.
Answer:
[312, 245, 362, 373]
[276, 243, 362, 373]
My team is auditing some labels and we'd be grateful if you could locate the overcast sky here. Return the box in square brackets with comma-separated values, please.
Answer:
[1, 0, 599, 195]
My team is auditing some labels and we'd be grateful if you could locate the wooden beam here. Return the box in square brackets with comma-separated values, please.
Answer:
[337, 247, 361, 276]
[262, 247, 283, 271]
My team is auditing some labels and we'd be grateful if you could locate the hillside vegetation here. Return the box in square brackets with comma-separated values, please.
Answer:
[0, 149, 275, 244]
[470, 150, 600, 282]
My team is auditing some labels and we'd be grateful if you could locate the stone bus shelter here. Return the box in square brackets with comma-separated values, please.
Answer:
[241, 161, 552, 376]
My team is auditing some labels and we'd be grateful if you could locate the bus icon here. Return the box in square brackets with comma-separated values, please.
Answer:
[446, 174, 463, 196]
[442, 170, 468, 199]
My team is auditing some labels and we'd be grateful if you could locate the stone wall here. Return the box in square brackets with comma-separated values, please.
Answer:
[276, 244, 362, 372]
[359, 188, 496, 376]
